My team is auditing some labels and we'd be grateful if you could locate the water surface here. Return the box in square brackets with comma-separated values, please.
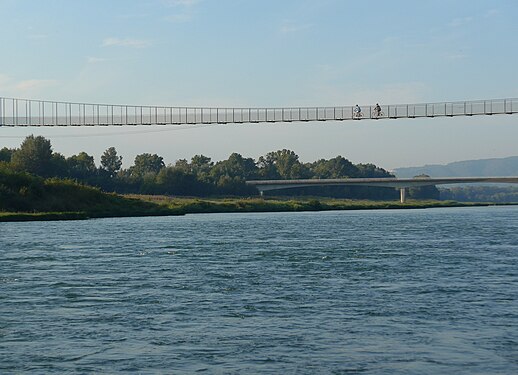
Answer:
[1, 206, 517, 374]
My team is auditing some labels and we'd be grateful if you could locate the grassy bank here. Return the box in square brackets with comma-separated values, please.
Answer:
[0, 168, 182, 221]
[1, 195, 512, 222]
[128, 195, 508, 214]
[1, 168, 514, 222]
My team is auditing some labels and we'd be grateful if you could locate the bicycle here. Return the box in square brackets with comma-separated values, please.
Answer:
[372, 110, 384, 119]
[353, 111, 363, 119]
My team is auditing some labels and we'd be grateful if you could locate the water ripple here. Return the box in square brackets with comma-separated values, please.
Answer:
[1, 207, 517, 374]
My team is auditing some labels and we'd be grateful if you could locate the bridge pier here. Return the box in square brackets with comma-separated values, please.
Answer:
[400, 188, 406, 203]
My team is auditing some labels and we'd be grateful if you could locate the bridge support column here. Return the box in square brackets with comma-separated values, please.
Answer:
[400, 188, 406, 203]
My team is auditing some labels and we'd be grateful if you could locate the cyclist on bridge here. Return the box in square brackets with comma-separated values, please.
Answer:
[373, 103, 382, 118]
[354, 104, 362, 118]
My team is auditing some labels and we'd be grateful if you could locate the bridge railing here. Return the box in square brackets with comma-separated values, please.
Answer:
[1, 97, 517, 126]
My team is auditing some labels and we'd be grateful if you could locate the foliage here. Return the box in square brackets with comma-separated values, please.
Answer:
[0, 147, 15, 162]
[258, 149, 309, 179]
[67, 152, 97, 179]
[129, 153, 165, 178]
[1, 164, 510, 222]
[10, 135, 54, 176]
[309, 156, 357, 179]
[1, 135, 440, 200]
[100, 147, 122, 177]
[129, 195, 493, 216]
[440, 186, 518, 202]
[210, 153, 258, 194]
[408, 174, 440, 200]
[0, 167, 177, 218]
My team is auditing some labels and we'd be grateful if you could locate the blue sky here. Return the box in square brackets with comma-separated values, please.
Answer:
[1, 0, 517, 170]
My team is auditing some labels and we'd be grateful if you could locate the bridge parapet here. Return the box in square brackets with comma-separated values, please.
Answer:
[246, 177, 518, 203]
[1, 97, 517, 126]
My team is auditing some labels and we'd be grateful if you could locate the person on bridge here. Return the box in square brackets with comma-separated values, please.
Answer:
[373, 103, 382, 118]
[354, 104, 362, 118]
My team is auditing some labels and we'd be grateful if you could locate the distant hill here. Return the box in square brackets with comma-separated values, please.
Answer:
[394, 156, 518, 178]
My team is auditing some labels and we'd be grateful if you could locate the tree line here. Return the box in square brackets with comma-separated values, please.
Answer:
[0, 135, 437, 199]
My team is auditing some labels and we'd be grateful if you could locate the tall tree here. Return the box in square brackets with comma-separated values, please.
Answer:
[100, 147, 122, 178]
[10, 135, 53, 176]
[211, 153, 258, 194]
[50, 153, 68, 177]
[309, 156, 358, 178]
[174, 159, 190, 173]
[356, 163, 394, 178]
[408, 175, 440, 200]
[67, 152, 97, 179]
[0, 147, 15, 163]
[191, 154, 213, 182]
[156, 166, 199, 195]
[211, 153, 258, 181]
[258, 149, 309, 179]
[129, 153, 165, 178]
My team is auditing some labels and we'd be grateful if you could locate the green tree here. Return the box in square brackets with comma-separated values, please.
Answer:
[258, 149, 309, 179]
[50, 153, 69, 177]
[211, 153, 258, 180]
[10, 135, 53, 176]
[174, 159, 190, 173]
[210, 153, 258, 194]
[0, 147, 15, 163]
[356, 163, 393, 178]
[100, 147, 122, 178]
[156, 166, 199, 195]
[129, 153, 165, 178]
[309, 156, 358, 178]
[257, 154, 279, 179]
[408, 175, 440, 200]
[191, 154, 213, 182]
[67, 152, 97, 179]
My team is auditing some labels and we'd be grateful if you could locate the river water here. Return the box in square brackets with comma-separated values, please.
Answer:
[1, 206, 517, 374]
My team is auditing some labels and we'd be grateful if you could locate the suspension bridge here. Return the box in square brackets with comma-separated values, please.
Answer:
[0, 96, 517, 127]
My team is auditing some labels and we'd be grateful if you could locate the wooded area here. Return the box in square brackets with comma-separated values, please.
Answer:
[1, 135, 436, 200]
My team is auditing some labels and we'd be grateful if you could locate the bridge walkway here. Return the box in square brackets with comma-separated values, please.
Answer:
[1, 97, 517, 127]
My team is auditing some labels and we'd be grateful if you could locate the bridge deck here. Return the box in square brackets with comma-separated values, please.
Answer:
[1, 97, 517, 126]
[246, 177, 518, 191]
[246, 177, 518, 202]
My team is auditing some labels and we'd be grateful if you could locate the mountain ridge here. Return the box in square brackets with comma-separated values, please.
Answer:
[394, 156, 518, 178]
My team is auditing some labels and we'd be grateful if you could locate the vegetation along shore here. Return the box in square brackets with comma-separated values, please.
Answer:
[1, 136, 516, 221]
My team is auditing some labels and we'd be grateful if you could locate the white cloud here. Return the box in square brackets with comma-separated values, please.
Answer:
[0, 73, 11, 87]
[280, 20, 311, 34]
[485, 9, 499, 18]
[15, 79, 57, 91]
[162, 0, 199, 22]
[102, 37, 151, 48]
[28, 33, 49, 40]
[449, 17, 473, 28]
[0, 76, 58, 98]
[445, 52, 466, 61]
[165, 13, 192, 23]
[311, 81, 429, 108]
[87, 56, 108, 64]
[162, 0, 200, 7]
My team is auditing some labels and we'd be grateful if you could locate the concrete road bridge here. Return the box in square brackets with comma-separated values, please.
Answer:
[1, 96, 517, 127]
[245, 177, 518, 203]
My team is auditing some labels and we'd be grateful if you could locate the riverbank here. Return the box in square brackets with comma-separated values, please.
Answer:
[130, 195, 514, 214]
[0, 170, 181, 221]
[2, 195, 515, 222]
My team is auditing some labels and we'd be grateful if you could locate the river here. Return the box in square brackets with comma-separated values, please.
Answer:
[1, 206, 517, 374]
